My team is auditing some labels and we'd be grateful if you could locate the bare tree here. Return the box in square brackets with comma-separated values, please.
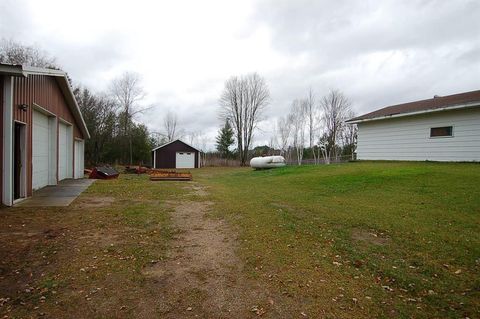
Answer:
[290, 99, 307, 165]
[0, 38, 59, 68]
[109, 72, 148, 164]
[151, 131, 168, 147]
[192, 133, 208, 167]
[305, 88, 317, 148]
[219, 73, 270, 166]
[274, 115, 293, 159]
[164, 111, 178, 141]
[186, 130, 200, 146]
[342, 111, 358, 160]
[303, 88, 323, 164]
[320, 89, 352, 162]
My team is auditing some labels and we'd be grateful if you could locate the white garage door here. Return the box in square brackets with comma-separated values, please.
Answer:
[74, 140, 84, 179]
[176, 152, 195, 168]
[32, 110, 50, 190]
[58, 122, 73, 180]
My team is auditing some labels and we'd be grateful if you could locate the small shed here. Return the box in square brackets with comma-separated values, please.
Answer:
[152, 139, 201, 169]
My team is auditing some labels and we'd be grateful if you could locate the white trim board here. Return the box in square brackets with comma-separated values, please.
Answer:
[2, 76, 14, 206]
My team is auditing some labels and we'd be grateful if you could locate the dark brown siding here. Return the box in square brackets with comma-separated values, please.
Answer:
[12, 74, 83, 196]
[0, 76, 4, 200]
[154, 140, 199, 168]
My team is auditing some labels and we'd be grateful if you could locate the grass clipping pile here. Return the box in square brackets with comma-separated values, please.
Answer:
[149, 169, 192, 181]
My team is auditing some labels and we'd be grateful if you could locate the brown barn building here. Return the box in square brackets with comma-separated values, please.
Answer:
[0, 63, 90, 206]
[152, 139, 200, 169]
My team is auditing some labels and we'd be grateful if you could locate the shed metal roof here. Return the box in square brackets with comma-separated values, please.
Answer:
[152, 139, 201, 152]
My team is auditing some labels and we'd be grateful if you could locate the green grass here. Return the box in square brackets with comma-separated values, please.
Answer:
[2, 163, 478, 318]
[195, 162, 480, 318]
[0, 174, 189, 318]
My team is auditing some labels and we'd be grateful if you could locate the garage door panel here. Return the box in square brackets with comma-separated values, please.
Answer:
[58, 122, 72, 180]
[74, 140, 84, 179]
[176, 152, 195, 168]
[32, 110, 50, 190]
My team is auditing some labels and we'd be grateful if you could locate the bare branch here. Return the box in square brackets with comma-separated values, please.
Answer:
[219, 73, 270, 165]
[163, 111, 179, 142]
[320, 89, 352, 162]
[0, 38, 59, 69]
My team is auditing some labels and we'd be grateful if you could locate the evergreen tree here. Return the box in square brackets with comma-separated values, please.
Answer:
[215, 120, 235, 158]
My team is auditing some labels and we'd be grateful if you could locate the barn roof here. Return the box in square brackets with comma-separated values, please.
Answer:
[152, 139, 201, 152]
[347, 89, 480, 124]
[0, 63, 90, 138]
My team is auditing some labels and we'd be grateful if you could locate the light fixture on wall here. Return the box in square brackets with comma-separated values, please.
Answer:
[18, 104, 29, 112]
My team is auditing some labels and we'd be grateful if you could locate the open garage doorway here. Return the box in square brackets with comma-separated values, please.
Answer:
[13, 122, 26, 201]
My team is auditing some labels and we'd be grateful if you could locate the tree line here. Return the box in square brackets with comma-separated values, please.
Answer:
[216, 74, 357, 165]
[276, 88, 357, 165]
[2, 39, 357, 168]
[0, 39, 197, 167]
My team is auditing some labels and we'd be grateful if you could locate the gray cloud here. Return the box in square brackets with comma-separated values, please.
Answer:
[1, 0, 479, 148]
[252, 0, 480, 117]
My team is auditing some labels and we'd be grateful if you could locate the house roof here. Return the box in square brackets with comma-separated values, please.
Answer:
[347, 89, 480, 124]
[0, 63, 90, 138]
[152, 139, 201, 152]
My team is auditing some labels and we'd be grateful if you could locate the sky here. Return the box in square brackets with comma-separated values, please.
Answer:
[1, 0, 479, 149]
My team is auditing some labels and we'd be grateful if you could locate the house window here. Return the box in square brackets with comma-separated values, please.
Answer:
[430, 126, 453, 137]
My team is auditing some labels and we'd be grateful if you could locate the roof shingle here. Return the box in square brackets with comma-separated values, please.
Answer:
[347, 90, 480, 123]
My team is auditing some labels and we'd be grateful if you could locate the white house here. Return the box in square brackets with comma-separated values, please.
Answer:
[346, 90, 480, 162]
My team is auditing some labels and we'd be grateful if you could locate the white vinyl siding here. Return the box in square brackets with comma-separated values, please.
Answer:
[356, 107, 480, 161]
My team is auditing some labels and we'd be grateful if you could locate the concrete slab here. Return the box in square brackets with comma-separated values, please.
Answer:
[15, 179, 95, 207]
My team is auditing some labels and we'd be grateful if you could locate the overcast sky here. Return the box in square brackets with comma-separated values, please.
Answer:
[1, 0, 479, 148]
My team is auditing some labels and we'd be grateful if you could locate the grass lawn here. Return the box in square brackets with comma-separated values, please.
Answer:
[0, 161, 478, 318]
[196, 162, 480, 318]
[0, 175, 188, 318]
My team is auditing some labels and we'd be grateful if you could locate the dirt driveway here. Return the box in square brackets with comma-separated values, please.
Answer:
[143, 183, 290, 318]
[0, 177, 293, 318]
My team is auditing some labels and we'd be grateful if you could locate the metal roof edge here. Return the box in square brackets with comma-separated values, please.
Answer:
[22, 65, 66, 77]
[0, 63, 27, 77]
[346, 101, 480, 124]
[152, 139, 201, 152]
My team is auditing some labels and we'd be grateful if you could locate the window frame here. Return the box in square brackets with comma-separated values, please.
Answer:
[429, 125, 454, 138]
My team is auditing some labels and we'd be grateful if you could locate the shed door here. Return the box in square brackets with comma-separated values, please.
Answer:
[176, 152, 195, 168]
[58, 122, 73, 180]
[74, 140, 84, 179]
[32, 110, 51, 190]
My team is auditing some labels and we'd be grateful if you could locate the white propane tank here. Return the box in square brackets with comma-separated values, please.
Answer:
[250, 156, 286, 169]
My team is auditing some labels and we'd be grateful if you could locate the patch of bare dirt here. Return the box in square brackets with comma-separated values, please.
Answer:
[183, 182, 209, 196]
[271, 202, 295, 211]
[73, 196, 115, 208]
[77, 230, 122, 248]
[352, 228, 390, 246]
[143, 186, 288, 318]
